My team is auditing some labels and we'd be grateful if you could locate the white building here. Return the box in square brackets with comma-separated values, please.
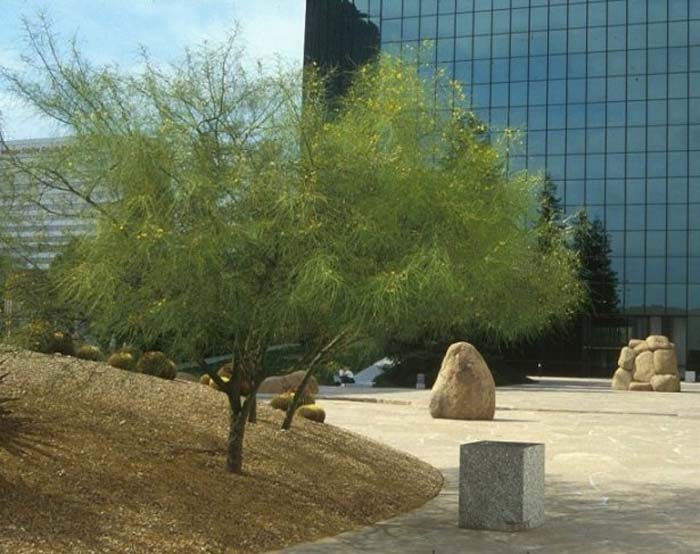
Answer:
[0, 138, 90, 268]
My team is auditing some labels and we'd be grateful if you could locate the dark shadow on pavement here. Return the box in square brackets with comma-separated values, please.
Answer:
[279, 473, 700, 553]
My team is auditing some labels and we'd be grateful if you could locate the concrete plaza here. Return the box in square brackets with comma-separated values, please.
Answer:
[275, 378, 700, 554]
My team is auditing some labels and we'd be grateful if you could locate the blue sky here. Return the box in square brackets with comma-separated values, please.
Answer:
[0, 0, 306, 139]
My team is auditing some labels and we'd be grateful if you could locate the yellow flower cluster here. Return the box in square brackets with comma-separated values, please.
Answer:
[147, 298, 166, 315]
[136, 228, 166, 240]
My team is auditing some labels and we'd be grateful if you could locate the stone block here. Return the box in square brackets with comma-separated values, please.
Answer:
[646, 335, 671, 350]
[611, 368, 632, 391]
[653, 349, 678, 375]
[617, 347, 636, 370]
[629, 381, 653, 392]
[650, 375, 681, 392]
[459, 441, 544, 532]
[633, 351, 655, 382]
[632, 342, 650, 354]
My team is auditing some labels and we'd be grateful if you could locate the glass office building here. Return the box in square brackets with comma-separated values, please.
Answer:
[305, 0, 700, 371]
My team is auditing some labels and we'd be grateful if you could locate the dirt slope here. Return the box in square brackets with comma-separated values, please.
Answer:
[0, 347, 442, 554]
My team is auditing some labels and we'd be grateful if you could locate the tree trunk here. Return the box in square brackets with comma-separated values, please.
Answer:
[281, 366, 316, 430]
[199, 357, 241, 414]
[226, 390, 257, 473]
[281, 333, 346, 431]
[248, 395, 257, 423]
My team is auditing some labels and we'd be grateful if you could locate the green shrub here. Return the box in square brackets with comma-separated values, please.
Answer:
[269, 391, 315, 412]
[107, 351, 136, 371]
[296, 404, 326, 423]
[9, 320, 52, 353]
[76, 344, 103, 361]
[136, 351, 177, 380]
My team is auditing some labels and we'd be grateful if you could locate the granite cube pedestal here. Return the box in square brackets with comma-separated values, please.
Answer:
[459, 441, 544, 532]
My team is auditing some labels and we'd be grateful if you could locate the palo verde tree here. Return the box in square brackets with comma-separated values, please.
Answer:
[1, 18, 581, 473]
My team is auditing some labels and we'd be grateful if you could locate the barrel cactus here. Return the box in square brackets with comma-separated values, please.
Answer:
[269, 391, 315, 412]
[46, 331, 75, 356]
[107, 351, 136, 371]
[296, 405, 326, 423]
[76, 345, 104, 361]
[136, 351, 177, 380]
[210, 363, 252, 395]
[209, 375, 231, 391]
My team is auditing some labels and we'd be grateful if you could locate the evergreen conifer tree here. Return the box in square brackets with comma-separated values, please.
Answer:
[572, 210, 620, 316]
[536, 174, 565, 253]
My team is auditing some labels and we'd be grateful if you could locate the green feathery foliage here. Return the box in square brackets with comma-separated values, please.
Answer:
[1, 20, 582, 471]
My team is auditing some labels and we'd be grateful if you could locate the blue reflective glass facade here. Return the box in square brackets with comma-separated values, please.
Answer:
[305, 0, 700, 369]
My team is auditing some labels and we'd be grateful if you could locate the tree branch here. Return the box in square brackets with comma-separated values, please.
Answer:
[281, 331, 348, 430]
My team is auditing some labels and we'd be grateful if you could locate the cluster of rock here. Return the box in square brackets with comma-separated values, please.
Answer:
[612, 335, 681, 392]
[259, 370, 319, 395]
[430, 342, 496, 420]
[200, 367, 319, 396]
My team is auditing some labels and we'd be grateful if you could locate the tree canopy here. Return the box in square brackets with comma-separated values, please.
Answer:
[1, 20, 582, 471]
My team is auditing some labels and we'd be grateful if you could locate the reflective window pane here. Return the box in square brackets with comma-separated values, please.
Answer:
[350, 0, 700, 323]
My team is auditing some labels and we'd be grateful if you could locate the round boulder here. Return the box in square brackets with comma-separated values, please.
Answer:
[646, 335, 671, 350]
[429, 342, 495, 421]
[259, 375, 287, 395]
[653, 349, 678, 376]
[632, 351, 655, 383]
[628, 339, 644, 349]
[650, 375, 681, 392]
[629, 382, 653, 392]
[632, 342, 650, 354]
[258, 370, 319, 396]
[617, 347, 636, 371]
[611, 368, 633, 391]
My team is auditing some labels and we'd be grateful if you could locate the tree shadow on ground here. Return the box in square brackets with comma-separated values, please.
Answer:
[0, 373, 107, 551]
[0, 476, 116, 553]
[502, 385, 616, 394]
[281, 470, 700, 553]
[0, 371, 57, 459]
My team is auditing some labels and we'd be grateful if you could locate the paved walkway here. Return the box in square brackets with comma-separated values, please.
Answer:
[273, 378, 700, 554]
